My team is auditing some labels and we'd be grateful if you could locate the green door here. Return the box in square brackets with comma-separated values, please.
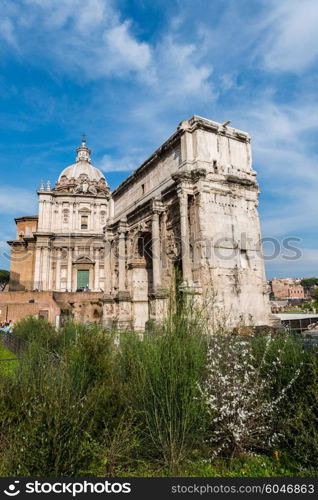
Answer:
[77, 270, 89, 290]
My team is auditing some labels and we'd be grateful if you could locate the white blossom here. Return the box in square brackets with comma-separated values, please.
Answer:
[199, 333, 301, 458]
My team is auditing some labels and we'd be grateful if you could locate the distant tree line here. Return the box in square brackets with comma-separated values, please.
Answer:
[300, 277, 318, 288]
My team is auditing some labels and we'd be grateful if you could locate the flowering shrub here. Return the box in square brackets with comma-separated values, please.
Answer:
[200, 333, 301, 458]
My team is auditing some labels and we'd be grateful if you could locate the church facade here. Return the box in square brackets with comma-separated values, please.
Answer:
[7, 115, 273, 330]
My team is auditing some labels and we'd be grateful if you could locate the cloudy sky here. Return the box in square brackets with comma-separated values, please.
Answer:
[0, 0, 317, 277]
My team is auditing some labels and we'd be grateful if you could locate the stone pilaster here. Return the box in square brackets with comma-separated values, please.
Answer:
[115, 221, 132, 329]
[41, 246, 49, 290]
[118, 223, 127, 292]
[74, 203, 79, 231]
[104, 236, 112, 294]
[33, 245, 42, 290]
[94, 248, 100, 291]
[55, 248, 61, 291]
[38, 200, 44, 231]
[67, 247, 73, 291]
[149, 198, 167, 323]
[151, 201, 162, 291]
[48, 248, 53, 290]
[177, 187, 193, 285]
[161, 211, 168, 272]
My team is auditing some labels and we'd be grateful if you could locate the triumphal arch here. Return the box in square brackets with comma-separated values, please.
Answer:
[7, 116, 272, 329]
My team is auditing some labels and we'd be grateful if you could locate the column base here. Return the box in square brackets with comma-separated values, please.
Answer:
[115, 292, 133, 331]
[149, 287, 169, 300]
[149, 289, 168, 322]
[116, 291, 132, 302]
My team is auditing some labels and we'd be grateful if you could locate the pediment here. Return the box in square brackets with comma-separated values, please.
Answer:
[74, 256, 94, 265]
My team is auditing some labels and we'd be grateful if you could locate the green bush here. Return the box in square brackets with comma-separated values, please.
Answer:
[13, 317, 57, 349]
[119, 299, 208, 473]
[0, 324, 124, 476]
[0, 312, 317, 477]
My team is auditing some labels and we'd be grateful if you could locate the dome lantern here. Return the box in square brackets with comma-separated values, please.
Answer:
[76, 134, 91, 163]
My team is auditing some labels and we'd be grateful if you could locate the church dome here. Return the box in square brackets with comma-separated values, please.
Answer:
[58, 162, 106, 184]
[55, 136, 109, 195]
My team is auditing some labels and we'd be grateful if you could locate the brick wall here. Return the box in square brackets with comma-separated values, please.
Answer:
[0, 291, 60, 324]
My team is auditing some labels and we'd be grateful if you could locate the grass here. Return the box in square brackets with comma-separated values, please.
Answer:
[113, 454, 300, 477]
[1, 314, 317, 477]
[0, 342, 18, 376]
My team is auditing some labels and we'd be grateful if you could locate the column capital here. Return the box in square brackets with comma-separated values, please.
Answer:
[176, 186, 189, 202]
[118, 230, 126, 239]
[171, 170, 192, 184]
[152, 197, 165, 215]
[104, 228, 114, 241]
[192, 167, 207, 182]
[118, 218, 128, 235]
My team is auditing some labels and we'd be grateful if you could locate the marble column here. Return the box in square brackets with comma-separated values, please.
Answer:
[48, 248, 53, 290]
[89, 245, 94, 262]
[178, 188, 192, 284]
[38, 201, 44, 231]
[94, 248, 100, 291]
[47, 200, 53, 231]
[33, 245, 42, 290]
[72, 203, 77, 231]
[55, 248, 61, 291]
[72, 248, 78, 292]
[151, 210, 161, 291]
[41, 246, 49, 290]
[96, 204, 100, 232]
[103, 238, 112, 294]
[52, 203, 57, 231]
[58, 203, 63, 232]
[74, 203, 79, 231]
[118, 230, 126, 291]
[69, 203, 73, 232]
[161, 211, 168, 271]
[67, 247, 73, 292]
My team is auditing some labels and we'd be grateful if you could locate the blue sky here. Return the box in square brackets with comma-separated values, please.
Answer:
[0, 0, 318, 278]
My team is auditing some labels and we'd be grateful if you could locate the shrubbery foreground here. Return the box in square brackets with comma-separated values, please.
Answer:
[0, 301, 317, 477]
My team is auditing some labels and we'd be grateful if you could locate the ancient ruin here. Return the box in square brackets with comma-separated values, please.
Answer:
[3, 116, 273, 329]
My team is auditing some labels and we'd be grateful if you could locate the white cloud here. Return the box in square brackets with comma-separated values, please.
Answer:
[98, 154, 140, 173]
[0, 187, 37, 215]
[0, 0, 215, 101]
[0, 17, 17, 47]
[1, 0, 151, 79]
[155, 36, 213, 97]
[24, 0, 111, 31]
[103, 22, 151, 73]
[260, 0, 318, 72]
[224, 95, 318, 241]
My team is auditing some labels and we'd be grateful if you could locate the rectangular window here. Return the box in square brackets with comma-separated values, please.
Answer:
[81, 215, 88, 229]
[77, 270, 89, 290]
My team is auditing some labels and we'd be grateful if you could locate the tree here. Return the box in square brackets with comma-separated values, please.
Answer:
[0, 270, 10, 292]
[300, 278, 318, 288]
[312, 287, 318, 305]
[0, 270, 10, 285]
